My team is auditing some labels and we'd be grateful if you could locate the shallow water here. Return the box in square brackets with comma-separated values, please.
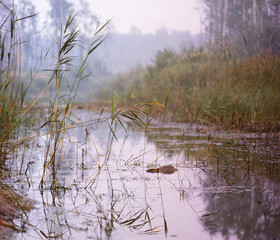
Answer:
[3, 110, 280, 240]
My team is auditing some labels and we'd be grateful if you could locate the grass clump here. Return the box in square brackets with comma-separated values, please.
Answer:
[0, 3, 109, 188]
[0, 3, 35, 147]
[98, 46, 280, 132]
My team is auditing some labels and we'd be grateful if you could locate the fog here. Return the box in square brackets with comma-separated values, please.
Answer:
[2, 0, 278, 100]
[8, 0, 204, 74]
[33, 0, 203, 35]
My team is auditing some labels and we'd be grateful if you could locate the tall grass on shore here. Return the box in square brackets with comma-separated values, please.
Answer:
[0, 3, 37, 157]
[0, 4, 109, 186]
[98, 45, 280, 131]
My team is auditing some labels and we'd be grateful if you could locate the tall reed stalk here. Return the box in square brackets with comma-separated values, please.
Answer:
[0, 3, 37, 158]
[36, 12, 110, 189]
[0, 4, 109, 188]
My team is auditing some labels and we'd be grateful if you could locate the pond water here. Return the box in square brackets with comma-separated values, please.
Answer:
[3, 109, 280, 240]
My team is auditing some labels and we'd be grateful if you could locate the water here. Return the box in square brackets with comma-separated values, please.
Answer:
[2, 110, 280, 240]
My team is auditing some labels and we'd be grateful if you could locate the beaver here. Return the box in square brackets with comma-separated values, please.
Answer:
[146, 165, 177, 174]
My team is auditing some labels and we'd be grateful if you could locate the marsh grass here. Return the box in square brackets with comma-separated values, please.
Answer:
[0, 0, 159, 192]
[0, 4, 29, 142]
[0, 5, 108, 185]
[0, 4, 163, 237]
[98, 44, 280, 132]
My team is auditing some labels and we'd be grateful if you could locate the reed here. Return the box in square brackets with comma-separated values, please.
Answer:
[98, 45, 280, 132]
[0, 4, 177, 238]
[0, 4, 110, 189]
[0, 3, 37, 162]
[0, 3, 154, 192]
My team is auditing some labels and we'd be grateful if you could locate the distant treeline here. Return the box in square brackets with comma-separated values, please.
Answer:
[2, 0, 278, 75]
[0, 0, 203, 75]
[94, 29, 203, 74]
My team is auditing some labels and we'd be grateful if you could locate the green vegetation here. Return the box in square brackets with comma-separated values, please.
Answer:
[96, 0, 280, 132]
[0, 4, 158, 236]
[98, 46, 280, 131]
[0, 2, 279, 238]
[0, 3, 152, 187]
[0, 4, 35, 144]
[0, 4, 107, 184]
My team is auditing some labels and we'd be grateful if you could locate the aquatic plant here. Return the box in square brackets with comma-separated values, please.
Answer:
[0, 4, 165, 237]
[0, 2, 108, 184]
[97, 42, 280, 132]
[0, 2, 37, 146]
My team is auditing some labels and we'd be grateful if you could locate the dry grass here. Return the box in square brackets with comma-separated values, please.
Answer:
[97, 47, 280, 132]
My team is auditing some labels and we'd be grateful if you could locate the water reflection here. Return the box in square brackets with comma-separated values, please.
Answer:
[145, 122, 280, 239]
[2, 110, 280, 239]
[200, 168, 280, 240]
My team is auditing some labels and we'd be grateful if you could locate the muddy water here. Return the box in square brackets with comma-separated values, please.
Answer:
[3, 110, 280, 239]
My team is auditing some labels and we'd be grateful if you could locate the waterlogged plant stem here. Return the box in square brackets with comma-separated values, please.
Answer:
[37, 12, 110, 188]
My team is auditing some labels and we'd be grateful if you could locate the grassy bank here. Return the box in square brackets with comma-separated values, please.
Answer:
[98, 47, 280, 132]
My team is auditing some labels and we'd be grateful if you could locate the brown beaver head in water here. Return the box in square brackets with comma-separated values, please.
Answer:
[146, 165, 177, 174]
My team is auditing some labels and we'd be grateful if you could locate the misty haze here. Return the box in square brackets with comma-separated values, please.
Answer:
[0, 0, 279, 240]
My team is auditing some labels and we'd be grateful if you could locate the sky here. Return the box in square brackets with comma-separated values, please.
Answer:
[86, 0, 203, 35]
[33, 0, 203, 35]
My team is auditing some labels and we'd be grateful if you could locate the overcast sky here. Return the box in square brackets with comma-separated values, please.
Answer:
[33, 0, 203, 35]
[86, 0, 203, 35]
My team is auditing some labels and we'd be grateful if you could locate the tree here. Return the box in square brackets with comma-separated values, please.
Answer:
[201, 0, 280, 54]
[48, 0, 72, 59]
[18, 0, 38, 71]
[76, 0, 98, 34]
[48, 0, 72, 37]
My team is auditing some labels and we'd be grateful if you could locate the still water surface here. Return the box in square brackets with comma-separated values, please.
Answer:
[5, 110, 280, 239]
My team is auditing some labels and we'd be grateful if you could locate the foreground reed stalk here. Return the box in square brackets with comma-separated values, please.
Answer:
[0, 4, 110, 189]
